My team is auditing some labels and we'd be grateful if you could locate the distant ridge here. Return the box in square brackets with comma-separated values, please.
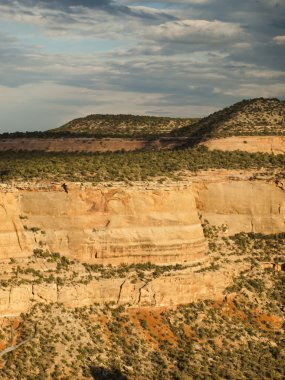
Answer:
[173, 98, 285, 142]
[50, 114, 199, 138]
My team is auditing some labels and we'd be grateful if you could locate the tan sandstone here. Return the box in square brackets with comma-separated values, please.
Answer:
[0, 265, 238, 316]
[201, 136, 285, 154]
[0, 182, 207, 265]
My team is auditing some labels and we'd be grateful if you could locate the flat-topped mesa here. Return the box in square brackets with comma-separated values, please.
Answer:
[0, 182, 207, 265]
[50, 114, 197, 137]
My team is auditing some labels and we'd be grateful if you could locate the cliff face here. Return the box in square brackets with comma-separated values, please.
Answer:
[0, 173, 284, 315]
[193, 175, 285, 235]
[0, 183, 207, 265]
[1, 174, 284, 263]
[0, 137, 187, 153]
[0, 267, 235, 316]
[201, 136, 285, 154]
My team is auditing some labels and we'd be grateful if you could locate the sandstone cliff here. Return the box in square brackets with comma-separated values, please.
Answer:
[0, 171, 284, 316]
[193, 171, 285, 235]
[0, 267, 235, 316]
[0, 182, 207, 265]
[201, 136, 285, 154]
[0, 172, 284, 263]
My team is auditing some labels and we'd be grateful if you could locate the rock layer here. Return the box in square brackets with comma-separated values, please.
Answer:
[0, 173, 284, 316]
[0, 137, 187, 152]
[201, 136, 285, 154]
[0, 267, 235, 316]
[0, 183, 207, 265]
[0, 174, 285, 262]
[193, 176, 285, 234]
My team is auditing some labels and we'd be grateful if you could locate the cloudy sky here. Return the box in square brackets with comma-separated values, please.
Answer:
[0, 0, 285, 132]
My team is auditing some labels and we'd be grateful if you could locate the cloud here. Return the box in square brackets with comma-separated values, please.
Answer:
[0, 0, 174, 22]
[0, 81, 190, 132]
[148, 19, 245, 44]
[273, 35, 285, 44]
[0, 0, 284, 132]
[217, 83, 285, 98]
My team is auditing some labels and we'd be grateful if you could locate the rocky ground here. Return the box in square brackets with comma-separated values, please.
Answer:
[0, 224, 284, 379]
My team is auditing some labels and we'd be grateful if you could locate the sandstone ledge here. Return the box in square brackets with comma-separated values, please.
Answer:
[201, 136, 285, 154]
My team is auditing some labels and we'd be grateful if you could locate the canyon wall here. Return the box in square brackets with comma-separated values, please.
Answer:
[0, 174, 284, 264]
[0, 183, 207, 265]
[0, 266, 236, 316]
[193, 175, 285, 235]
[201, 136, 285, 154]
[0, 173, 284, 315]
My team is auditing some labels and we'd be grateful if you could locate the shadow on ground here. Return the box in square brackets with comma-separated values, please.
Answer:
[90, 366, 128, 380]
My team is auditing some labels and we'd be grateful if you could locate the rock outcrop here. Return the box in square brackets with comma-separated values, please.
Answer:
[201, 136, 285, 154]
[0, 172, 284, 316]
[0, 265, 237, 316]
[0, 173, 284, 263]
[0, 137, 187, 153]
[0, 182, 207, 265]
[193, 173, 285, 234]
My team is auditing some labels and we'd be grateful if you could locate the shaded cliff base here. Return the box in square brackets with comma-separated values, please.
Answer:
[0, 229, 284, 379]
[0, 137, 188, 153]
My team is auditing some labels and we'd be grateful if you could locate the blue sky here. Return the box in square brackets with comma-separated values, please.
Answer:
[0, 0, 284, 132]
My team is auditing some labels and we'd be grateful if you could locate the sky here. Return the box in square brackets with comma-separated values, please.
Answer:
[0, 0, 285, 132]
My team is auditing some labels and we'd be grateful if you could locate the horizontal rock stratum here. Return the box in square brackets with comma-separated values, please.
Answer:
[200, 136, 285, 154]
[1, 171, 284, 263]
[0, 171, 284, 315]
[0, 137, 188, 153]
[0, 182, 207, 264]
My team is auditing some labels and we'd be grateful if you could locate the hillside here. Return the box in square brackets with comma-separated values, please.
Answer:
[0, 99, 284, 379]
[1, 98, 284, 155]
[50, 114, 198, 138]
[0, 223, 284, 379]
[174, 98, 285, 142]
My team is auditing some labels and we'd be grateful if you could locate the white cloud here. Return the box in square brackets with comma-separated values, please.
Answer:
[148, 19, 245, 44]
[0, 0, 284, 132]
[0, 81, 200, 132]
[273, 35, 285, 44]
[244, 69, 285, 79]
[218, 83, 285, 98]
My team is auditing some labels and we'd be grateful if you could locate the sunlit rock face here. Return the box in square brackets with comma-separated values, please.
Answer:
[1, 175, 285, 264]
[201, 136, 285, 154]
[194, 179, 285, 235]
[0, 174, 284, 316]
[0, 183, 207, 265]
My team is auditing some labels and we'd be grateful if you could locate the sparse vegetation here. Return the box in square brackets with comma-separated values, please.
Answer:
[0, 146, 284, 182]
[0, 98, 284, 379]
[50, 114, 198, 138]
[0, 222, 284, 379]
[173, 98, 285, 141]
[1, 268, 284, 379]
